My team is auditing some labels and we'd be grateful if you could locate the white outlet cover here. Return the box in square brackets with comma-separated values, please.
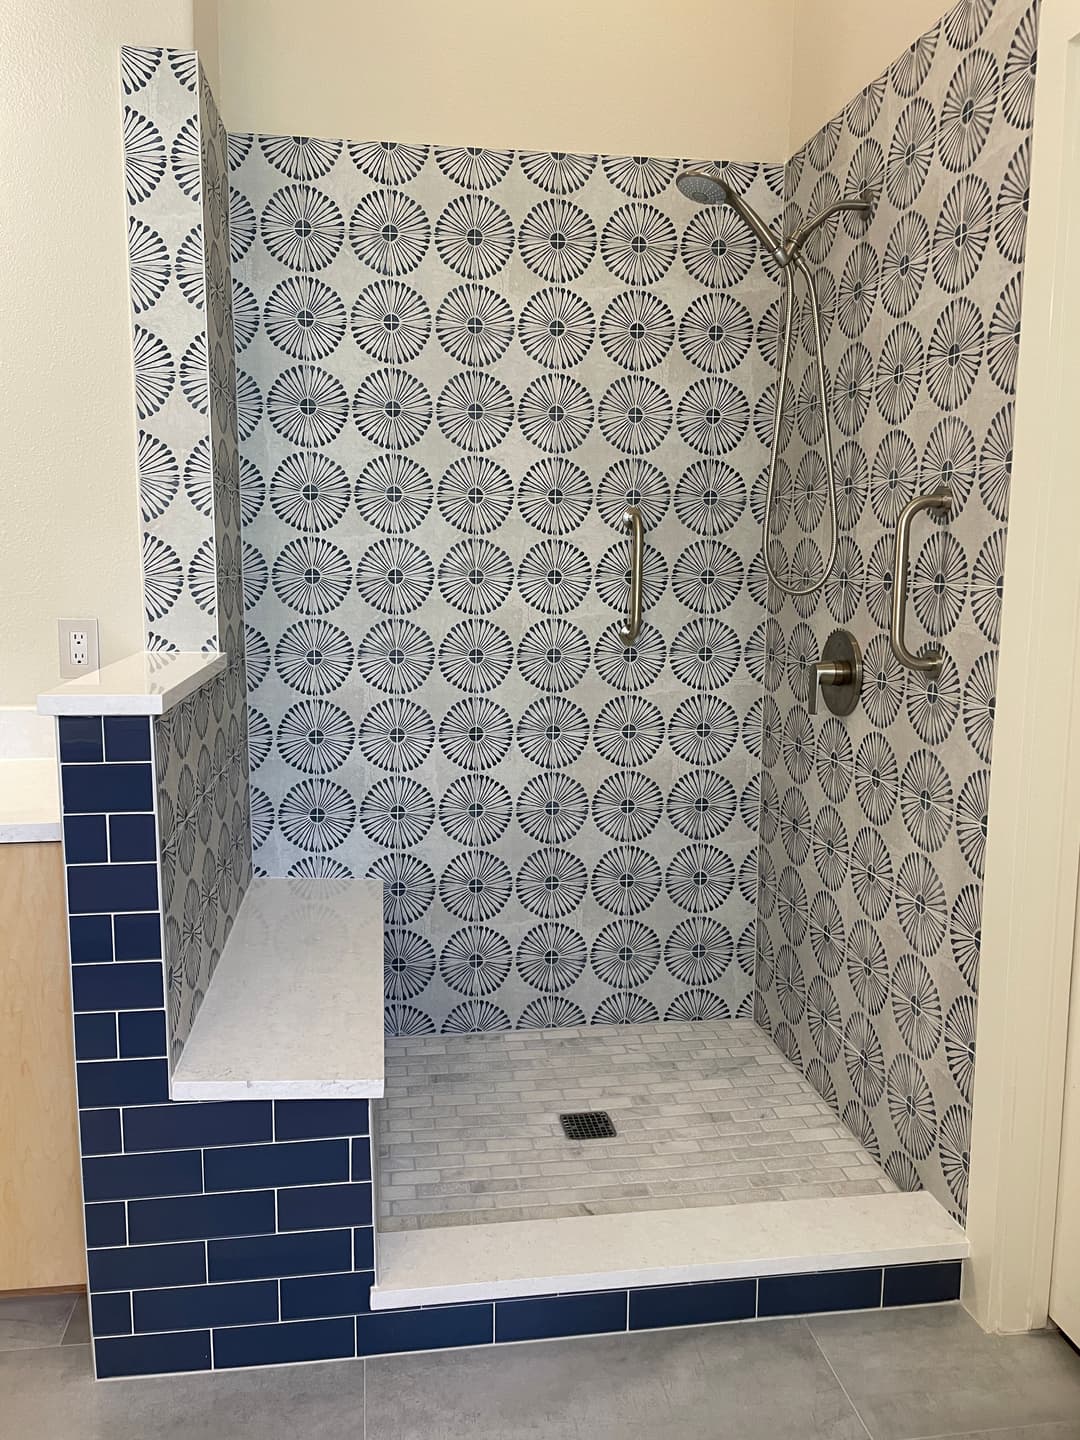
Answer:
[58, 616, 100, 679]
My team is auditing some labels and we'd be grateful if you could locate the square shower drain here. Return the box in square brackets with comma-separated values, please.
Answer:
[560, 1111, 617, 1140]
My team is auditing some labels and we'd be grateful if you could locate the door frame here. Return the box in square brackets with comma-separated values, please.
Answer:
[965, 0, 1080, 1334]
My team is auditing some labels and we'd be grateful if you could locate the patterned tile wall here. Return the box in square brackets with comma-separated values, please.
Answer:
[229, 143, 785, 1031]
[754, 0, 1039, 1219]
[122, 48, 252, 1060]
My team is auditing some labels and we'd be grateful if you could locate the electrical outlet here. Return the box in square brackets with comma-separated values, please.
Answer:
[58, 617, 100, 679]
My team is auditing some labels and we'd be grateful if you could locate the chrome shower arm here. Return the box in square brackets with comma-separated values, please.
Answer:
[782, 192, 875, 264]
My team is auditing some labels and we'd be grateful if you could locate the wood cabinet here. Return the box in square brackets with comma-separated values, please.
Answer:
[0, 842, 84, 1291]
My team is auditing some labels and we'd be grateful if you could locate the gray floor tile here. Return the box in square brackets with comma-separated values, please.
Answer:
[0, 1292, 77, 1351]
[0, 1345, 365, 1439]
[932, 1428, 1080, 1440]
[808, 1304, 1080, 1440]
[61, 1295, 90, 1346]
[365, 1318, 867, 1440]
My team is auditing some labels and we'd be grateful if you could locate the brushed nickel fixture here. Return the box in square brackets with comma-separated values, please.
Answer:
[676, 167, 875, 600]
[890, 488, 954, 677]
[809, 628, 863, 717]
[619, 504, 644, 646]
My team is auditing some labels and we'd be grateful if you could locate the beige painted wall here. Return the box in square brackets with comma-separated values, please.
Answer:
[0, 0, 200, 706]
[788, 0, 949, 149]
[214, 0, 797, 161]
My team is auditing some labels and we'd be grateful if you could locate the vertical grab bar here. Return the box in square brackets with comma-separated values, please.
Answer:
[890, 488, 953, 677]
[619, 505, 644, 646]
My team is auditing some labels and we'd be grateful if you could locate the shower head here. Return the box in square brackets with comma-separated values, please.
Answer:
[676, 166, 788, 266]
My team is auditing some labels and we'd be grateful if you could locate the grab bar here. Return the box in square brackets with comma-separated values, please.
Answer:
[619, 505, 644, 646]
[890, 488, 953, 677]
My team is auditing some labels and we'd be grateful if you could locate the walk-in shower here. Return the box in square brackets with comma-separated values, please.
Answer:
[677, 166, 875, 598]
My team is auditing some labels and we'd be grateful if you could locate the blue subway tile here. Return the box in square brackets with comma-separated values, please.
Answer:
[72, 961, 163, 1013]
[104, 716, 151, 762]
[354, 1227, 375, 1271]
[75, 1012, 117, 1061]
[80, 1108, 122, 1155]
[77, 1058, 168, 1108]
[109, 813, 157, 862]
[274, 1099, 369, 1140]
[83, 1149, 202, 1203]
[94, 1329, 211, 1379]
[357, 1303, 493, 1357]
[214, 1318, 355, 1370]
[134, 1281, 278, 1334]
[88, 1241, 206, 1293]
[280, 1271, 373, 1321]
[277, 1182, 372, 1232]
[495, 1291, 626, 1343]
[629, 1279, 756, 1331]
[61, 762, 153, 814]
[85, 1202, 127, 1248]
[68, 864, 158, 915]
[69, 913, 113, 964]
[118, 1009, 167, 1058]
[123, 1100, 273, 1152]
[59, 716, 103, 763]
[204, 1139, 348, 1192]
[64, 814, 108, 863]
[129, 1189, 275, 1245]
[113, 911, 162, 960]
[757, 1268, 882, 1318]
[351, 1138, 372, 1181]
[883, 1261, 962, 1308]
[90, 1292, 132, 1337]
[208, 1228, 352, 1282]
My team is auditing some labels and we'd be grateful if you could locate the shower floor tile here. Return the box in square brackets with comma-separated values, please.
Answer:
[377, 1020, 896, 1231]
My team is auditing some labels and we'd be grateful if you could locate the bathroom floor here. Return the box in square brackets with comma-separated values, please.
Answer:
[377, 1019, 896, 1231]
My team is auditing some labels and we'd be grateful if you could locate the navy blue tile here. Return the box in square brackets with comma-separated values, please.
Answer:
[109, 812, 157, 862]
[118, 1009, 167, 1058]
[77, 1058, 168, 1108]
[134, 1281, 278, 1334]
[113, 911, 162, 960]
[64, 814, 108, 863]
[69, 913, 113, 964]
[757, 1268, 882, 1318]
[59, 716, 103, 763]
[61, 763, 153, 814]
[883, 1261, 962, 1308]
[68, 864, 158, 915]
[104, 716, 151, 762]
[204, 1139, 347, 1192]
[80, 1108, 122, 1155]
[123, 1100, 273, 1152]
[274, 1099, 369, 1140]
[280, 1271, 373, 1321]
[85, 1201, 127, 1248]
[90, 1292, 132, 1337]
[495, 1291, 626, 1343]
[83, 1149, 202, 1203]
[357, 1303, 493, 1357]
[75, 1012, 117, 1060]
[208, 1228, 352, 1283]
[214, 1317, 355, 1370]
[351, 1138, 372, 1181]
[277, 1182, 372, 1231]
[95, 1329, 211, 1379]
[129, 1189, 275, 1245]
[72, 961, 163, 1012]
[354, 1227, 375, 1271]
[88, 1241, 206, 1293]
[629, 1279, 756, 1331]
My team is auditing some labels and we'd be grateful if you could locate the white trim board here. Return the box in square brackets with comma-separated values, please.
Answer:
[371, 1191, 967, 1310]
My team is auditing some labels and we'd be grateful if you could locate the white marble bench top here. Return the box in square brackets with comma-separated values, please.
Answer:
[172, 877, 385, 1101]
